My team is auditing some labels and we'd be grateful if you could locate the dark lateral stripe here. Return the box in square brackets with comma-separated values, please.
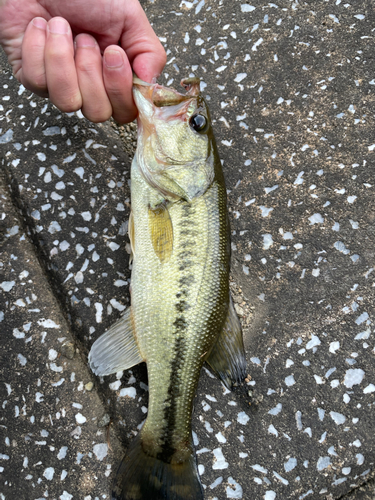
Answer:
[157, 201, 197, 461]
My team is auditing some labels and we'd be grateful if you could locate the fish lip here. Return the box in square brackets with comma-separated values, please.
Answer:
[133, 76, 200, 107]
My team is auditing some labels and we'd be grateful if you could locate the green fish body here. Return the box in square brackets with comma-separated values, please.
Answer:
[89, 77, 246, 500]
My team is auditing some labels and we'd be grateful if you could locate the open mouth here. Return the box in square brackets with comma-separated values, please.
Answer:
[133, 76, 201, 107]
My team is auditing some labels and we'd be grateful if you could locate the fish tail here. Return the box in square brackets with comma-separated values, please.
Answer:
[112, 434, 204, 500]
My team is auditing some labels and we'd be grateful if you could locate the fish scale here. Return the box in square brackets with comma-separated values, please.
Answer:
[131, 157, 229, 463]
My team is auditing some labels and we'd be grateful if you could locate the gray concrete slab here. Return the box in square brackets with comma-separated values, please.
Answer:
[0, 171, 122, 499]
[1, 0, 375, 499]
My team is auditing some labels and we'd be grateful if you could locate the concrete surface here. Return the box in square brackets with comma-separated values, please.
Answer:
[1, 0, 375, 499]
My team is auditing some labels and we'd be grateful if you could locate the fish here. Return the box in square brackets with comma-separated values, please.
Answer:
[88, 76, 247, 500]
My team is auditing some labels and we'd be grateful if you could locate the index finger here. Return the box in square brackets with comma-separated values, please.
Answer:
[119, 0, 166, 82]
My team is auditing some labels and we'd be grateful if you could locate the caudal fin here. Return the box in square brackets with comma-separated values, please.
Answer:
[112, 435, 204, 500]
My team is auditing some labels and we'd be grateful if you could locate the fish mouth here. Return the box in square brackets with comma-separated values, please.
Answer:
[133, 76, 200, 108]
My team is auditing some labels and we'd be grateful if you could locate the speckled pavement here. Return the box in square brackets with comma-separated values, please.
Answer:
[1, 1, 375, 499]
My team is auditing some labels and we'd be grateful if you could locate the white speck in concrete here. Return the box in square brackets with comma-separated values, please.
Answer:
[237, 412, 249, 425]
[75, 413, 86, 424]
[344, 369, 365, 388]
[109, 299, 126, 311]
[309, 213, 324, 225]
[109, 381, 121, 391]
[334, 241, 350, 255]
[329, 341, 340, 353]
[264, 492, 276, 500]
[81, 211, 92, 221]
[294, 171, 304, 185]
[215, 432, 226, 443]
[74, 167, 85, 179]
[43, 126, 60, 136]
[251, 464, 268, 474]
[284, 457, 297, 472]
[119, 387, 136, 398]
[234, 73, 247, 83]
[58, 446, 68, 460]
[317, 456, 331, 471]
[268, 425, 278, 437]
[295, 411, 302, 430]
[262, 234, 273, 250]
[60, 492, 73, 500]
[93, 443, 108, 461]
[330, 411, 346, 425]
[268, 404, 282, 416]
[285, 375, 295, 387]
[241, 4, 255, 12]
[17, 354, 27, 366]
[43, 467, 54, 480]
[48, 349, 58, 361]
[37, 152, 46, 161]
[259, 206, 273, 217]
[63, 153, 76, 163]
[355, 312, 369, 325]
[209, 476, 223, 489]
[95, 303, 103, 323]
[212, 448, 229, 469]
[0, 281, 15, 292]
[108, 242, 120, 251]
[356, 454, 364, 465]
[252, 38, 263, 51]
[306, 335, 321, 349]
[226, 477, 243, 498]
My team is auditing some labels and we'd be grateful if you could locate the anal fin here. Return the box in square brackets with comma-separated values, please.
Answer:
[205, 296, 247, 390]
[88, 307, 143, 376]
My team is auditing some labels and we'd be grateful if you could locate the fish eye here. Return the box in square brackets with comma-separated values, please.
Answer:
[189, 114, 208, 133]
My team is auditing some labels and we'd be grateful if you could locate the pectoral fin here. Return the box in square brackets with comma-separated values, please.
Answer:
[148, 203, 173, 263]
[205, 296, 247, 390]
[89, 308, 143, 376]
[128, 211, 135, 264]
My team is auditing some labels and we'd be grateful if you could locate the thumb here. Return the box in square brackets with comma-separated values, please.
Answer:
[131, 49, 167, 83]
[119, 0, 166, 82]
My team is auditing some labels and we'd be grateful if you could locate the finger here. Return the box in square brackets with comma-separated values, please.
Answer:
[45, 17, 82, 112]
[103, 46, 136, 124]
[18, 17, 48, 97]
[120, 0, 166, 82]
[75, 34, 112, 123]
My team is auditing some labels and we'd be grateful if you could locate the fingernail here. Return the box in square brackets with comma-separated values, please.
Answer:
[48, 17, 69, 35]
[32, 17, 47, 30]
[105, 50, 123, 68]
[75, 34, 97, 48]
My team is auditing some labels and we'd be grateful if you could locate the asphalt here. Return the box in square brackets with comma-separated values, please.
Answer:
[1, 1, 375, 499]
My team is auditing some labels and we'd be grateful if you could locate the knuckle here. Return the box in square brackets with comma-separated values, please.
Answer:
[159, 50, 167, 68]
[45, 45, 72, 64]
[32, 73, 47, 91]
[21, 74, 48, 96]
[76, 59, 99, 76]
[53, 93, 82, 113]
[106, 85, 123, 97]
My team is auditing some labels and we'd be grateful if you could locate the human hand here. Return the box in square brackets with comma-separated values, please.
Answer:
[0, 0, 166, 123]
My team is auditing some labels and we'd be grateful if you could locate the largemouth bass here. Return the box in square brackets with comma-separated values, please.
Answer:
[88, 76, 247, 500]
